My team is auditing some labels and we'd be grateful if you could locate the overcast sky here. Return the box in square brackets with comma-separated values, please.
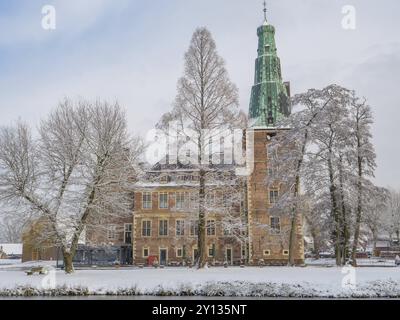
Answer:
[0, 0, 399, 189]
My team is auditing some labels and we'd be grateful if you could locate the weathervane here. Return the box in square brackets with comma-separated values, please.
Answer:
[263, 1, 267, 21]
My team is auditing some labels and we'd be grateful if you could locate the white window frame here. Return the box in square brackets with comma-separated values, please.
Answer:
[142, 192, 152, 209]
[124, 223, 132, 243]
[190, 220, 199, 237]
[208, 245, 215, 258]
[206, 191, 215, 206]
[159, 192, 169, 209]
[206, 219, 216, 236]
[270, 216, 281, 235]
[175, 219, 185, 236]
[190, 192, 199, 209]
[107, 225, 117, 240]
[269, 189, 279, 204]
[159, 219, 168, 236]
[143, 247, 149, 258]
[176, 192, 185, 210]
[176, 247, 183, 258]
[142, 220, 151, 237]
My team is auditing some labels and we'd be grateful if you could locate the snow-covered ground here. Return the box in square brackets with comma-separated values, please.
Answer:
[306, 258, 396, 267]
[1, 263, 400, 297]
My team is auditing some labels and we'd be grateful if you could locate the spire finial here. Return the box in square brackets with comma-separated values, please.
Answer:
[263, 1, 267, 22]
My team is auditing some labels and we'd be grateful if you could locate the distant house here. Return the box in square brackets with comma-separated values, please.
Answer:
[365, 234, 400, 257]
[21, 218, 59, 262]
[0, 243, 23, 259]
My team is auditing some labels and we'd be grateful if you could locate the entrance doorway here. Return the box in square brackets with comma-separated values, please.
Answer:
[226, 248, 233, 265]
[192, 248, 198, 264]
[159, 248, 167, 266]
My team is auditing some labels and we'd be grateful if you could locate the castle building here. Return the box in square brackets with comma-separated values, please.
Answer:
[22, 6, 305, 266]
[131, 7, 304, 266]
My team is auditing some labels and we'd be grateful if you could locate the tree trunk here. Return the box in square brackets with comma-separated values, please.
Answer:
[62, 248, 75, 274]
[351, 150, 363, 267]
[372, 230, 377, 257]
[197, 168, 207, 268]
[328, 153, 342, 266]
[288, 213, 297, 266]
[338, 156, 349, 265]
[287, 129, 309, 266]
[312, 231, 320, 259]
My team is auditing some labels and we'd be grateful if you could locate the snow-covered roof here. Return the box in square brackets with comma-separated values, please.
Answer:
[0, 244, 23, 255]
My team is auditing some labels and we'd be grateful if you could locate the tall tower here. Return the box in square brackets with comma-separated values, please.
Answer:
[248, 2, 291, 127]
[246, 3, 304, 265]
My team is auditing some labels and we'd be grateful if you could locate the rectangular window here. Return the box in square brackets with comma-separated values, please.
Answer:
[143, 247, 149, 258]
[206, 191, 215, 206]
[142, 192, 152, 209]
[159, 192, 168, 209]
[124, 223, 132, 244]
[208, 245, 214, 257]
[283, 250, 289, 256]
[270, 217, 281, 235]
[159, 220, 168, 236]
[176, 192, 185, 209]
[264, 250, 271, 256]
[190, 220, 199, 236]
[206, 220, 216, 236]
[176, 248, 183, 258]
[224, 227, 232, 236]
[176, 220, 185, 236]
[190, 193, 199, 209]
[142, 220, 151, 237]
[269, 190, 279, 204]
[107, 225, 117, 240]
[160, 175, 169, 183]
[223, 193, 230, 208]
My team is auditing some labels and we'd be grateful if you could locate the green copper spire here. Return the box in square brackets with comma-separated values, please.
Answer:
[248, 4, 291, 127]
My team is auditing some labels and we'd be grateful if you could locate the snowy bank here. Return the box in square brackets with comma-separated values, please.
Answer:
[1, 266, 400, 297]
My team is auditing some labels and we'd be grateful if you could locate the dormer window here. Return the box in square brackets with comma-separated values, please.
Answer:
[160, 175, 169, 183]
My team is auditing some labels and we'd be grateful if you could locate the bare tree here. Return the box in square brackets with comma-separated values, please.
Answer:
[364, 186, 389, 255]
[0, 205, 33, 243]
[268, 84, 352, 266]
[383, 189, 400, 244]
[309, 88, 353, 266]
[302, 195, 331, 259]
[348, 95, 376, 266]
[0, 99, 143, 273]
[157, 28, 240, 268]
[270, 85, 378, 266]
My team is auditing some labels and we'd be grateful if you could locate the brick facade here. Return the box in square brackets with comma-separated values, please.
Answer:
[247, 128, 304, 265]
[133, 186, 245, 266]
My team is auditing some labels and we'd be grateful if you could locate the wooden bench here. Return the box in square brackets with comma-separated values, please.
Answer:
[25, 266, 48, 276]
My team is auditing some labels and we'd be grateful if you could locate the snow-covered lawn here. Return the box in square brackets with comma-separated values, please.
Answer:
[306, 258, 396, 267]
[1, 264, 400, 297]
